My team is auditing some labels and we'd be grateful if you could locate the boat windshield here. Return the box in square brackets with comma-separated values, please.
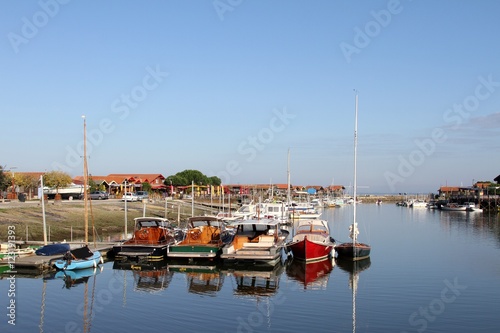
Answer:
[138, 220, 169, 228]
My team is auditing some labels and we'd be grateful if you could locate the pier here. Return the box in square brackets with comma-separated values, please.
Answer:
[3, 242, 116, 276]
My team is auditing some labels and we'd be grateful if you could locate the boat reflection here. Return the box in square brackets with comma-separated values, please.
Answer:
[113, 259, 173, 293]
[285, 257, 335, 290]
[39, 265, 103, 333]
[335, 257, 371, 333]
[222, 262, 285, 297]
[335, 257, 371, 275]
[55, 266, 103, 289]
[168, 260, 224, 296]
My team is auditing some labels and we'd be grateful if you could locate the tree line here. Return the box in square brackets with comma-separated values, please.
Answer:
[0, 166, 221, 196]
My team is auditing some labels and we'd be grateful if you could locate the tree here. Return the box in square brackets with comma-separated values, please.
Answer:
[164, 170, 221, 187]
[207, 176, 221, 186]
[15, 173, 39, 199]
[142, 182, 152, 192]
[0, 166, 9, 193]
[44, 171, 73, 198]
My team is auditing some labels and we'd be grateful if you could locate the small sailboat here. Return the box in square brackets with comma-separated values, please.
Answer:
[54, 116, 103, 270]
[335, 92, 371, 261]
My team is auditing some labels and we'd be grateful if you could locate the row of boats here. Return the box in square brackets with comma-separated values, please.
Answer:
[400, 199, 483, 212]
[108, 212, 369, 267]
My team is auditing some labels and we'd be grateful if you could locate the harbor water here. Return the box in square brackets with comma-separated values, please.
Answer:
[1, 203, 500, 332]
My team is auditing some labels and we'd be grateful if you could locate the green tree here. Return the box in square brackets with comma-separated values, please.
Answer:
[165, 175, 187, 186]
[142, 182, 152, 192]
[88, 177, 98, 192]
[207, 176, 222, 186]
[0, 166, 9, 192]
[165, 170, 221, 187]
[44, 171, 73, 196]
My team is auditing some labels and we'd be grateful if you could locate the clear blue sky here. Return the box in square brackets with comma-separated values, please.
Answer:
[1, 0, 499, 194]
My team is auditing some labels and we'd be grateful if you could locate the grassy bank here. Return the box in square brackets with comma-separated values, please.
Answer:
[0, 199, 216, 243]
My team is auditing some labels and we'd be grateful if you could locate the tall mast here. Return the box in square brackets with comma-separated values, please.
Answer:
[287, 148, 291, 206]
[353, 91, 358, 245]
[82, 115, 89, 244]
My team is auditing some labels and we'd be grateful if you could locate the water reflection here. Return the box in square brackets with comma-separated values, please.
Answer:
[221, 262, 284, 297]
[113, 260, 172, 293]
[285, 257, 334, 290]
[55, 266, 103, 289]
[437, 210, 500, 245]
[39, 266, 103, 333]
[168, 260, 224, 296]
[336, 258, 371, 333]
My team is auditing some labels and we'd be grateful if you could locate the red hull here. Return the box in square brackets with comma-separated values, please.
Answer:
[287, 236, 334, 262]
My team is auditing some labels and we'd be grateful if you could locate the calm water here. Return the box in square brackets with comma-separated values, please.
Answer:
[2, 204, 500, 333]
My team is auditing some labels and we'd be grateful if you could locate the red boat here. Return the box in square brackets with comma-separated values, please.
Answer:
[286, 219, 335, 262]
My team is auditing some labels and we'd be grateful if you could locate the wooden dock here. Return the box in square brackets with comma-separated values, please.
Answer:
[2, 242, 117, 275]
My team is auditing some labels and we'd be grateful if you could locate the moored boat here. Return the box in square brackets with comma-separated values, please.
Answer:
[289, 208, 322, 220]
[112, 217, 181, 261]
[233, 202, 258, 220]
[54, 245, 103, 270]
[35, 243, 71, 256]
[1, 243, 36, 260]
[286, 219, 335, 262]
[220, 218, 289, 266]
[335, 92, 371, 261]
[167, 216, 233, 259]
[54, 116, 104, 271]
[441, 203, 468, 211]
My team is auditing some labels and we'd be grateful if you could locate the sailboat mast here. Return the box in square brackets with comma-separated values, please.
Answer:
[353, 92, 358, 245]
[287, 148, 291, 206]
[82, 115, 89, 244]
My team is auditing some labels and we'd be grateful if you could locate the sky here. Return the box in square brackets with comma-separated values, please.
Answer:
[1, 0, 499, 194]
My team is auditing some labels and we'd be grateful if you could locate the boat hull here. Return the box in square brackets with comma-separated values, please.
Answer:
[335, 243, 371, 261]
[54, 251, 103, 270]
[112, 244, 169, 261]
[287, 237, 334, 262]
[167, 245, 222, 259]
